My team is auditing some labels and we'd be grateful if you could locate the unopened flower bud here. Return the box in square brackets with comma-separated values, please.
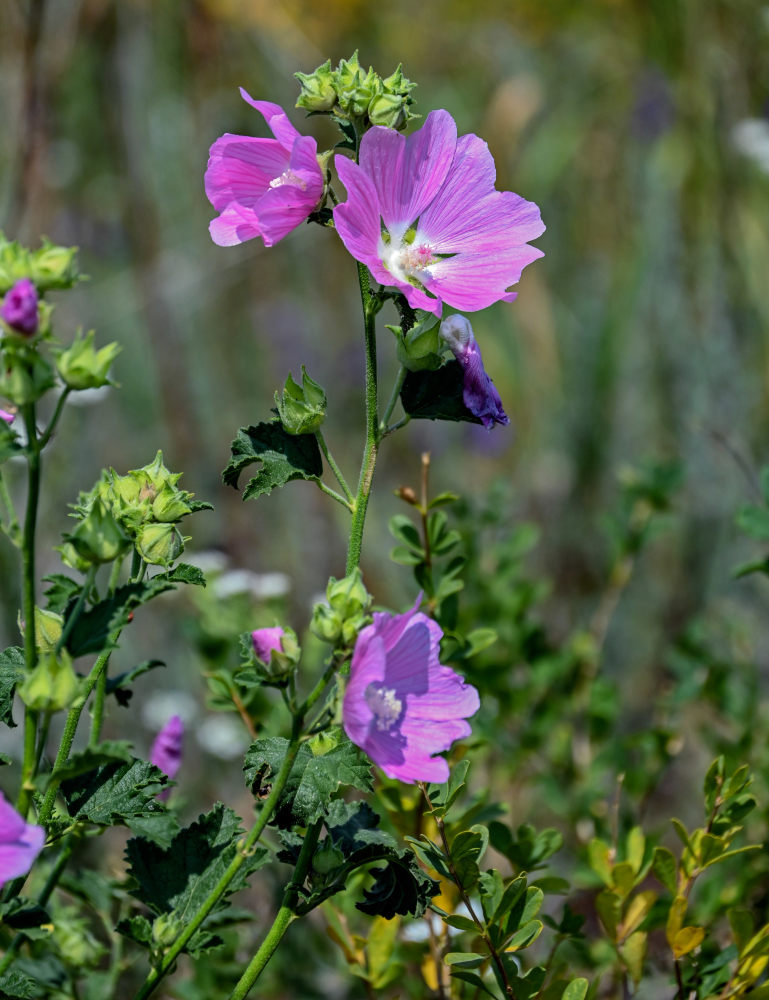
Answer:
[327, 568, 371, 618]
[0, 344, 55, 405]
[152, 912, 184, 949]
[310, 603, 342, 644]
[439, 315, 510, 430]
[68, 499, 130, 564]
[251, 626, 284, 662]
[18, 649, 79, 712]
[275, 366, 327, 435]
[136, 522, 184, 566]
[31, 240, 79, 291]
[55, 329, 121, 391]
[0, 279, 39, 336]
[151, 483, 192, 523]
[368, 90, 410, 130]
[0, 408, 15, 424]
[312, 837, 345, 875]
[295, 59, 337, 113]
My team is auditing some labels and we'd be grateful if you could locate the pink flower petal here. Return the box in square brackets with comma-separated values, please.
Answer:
[359, 110, 457, 236]
[205, 135, 289, 211]
[239, 90, 301, 149]
[0, 793, 45, 888]
[209, 205, 261, 247]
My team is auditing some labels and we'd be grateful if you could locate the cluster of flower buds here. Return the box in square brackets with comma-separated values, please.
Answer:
[274, 366, 326, 435]
[0, 233, 80, 295]
[61, 452, 210, 568]
[310, 568, 372, 646]
[295, 52, 417, 131]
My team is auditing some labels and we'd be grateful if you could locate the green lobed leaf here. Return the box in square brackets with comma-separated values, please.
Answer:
[124, 804, 268, 956]
[400, 361, 483, 424]
[243, 731, 372, 827]
[52, 741, 134, 782]
[65, 570, 196, 657]
[61, 757, 179, 847]
[0, 969, 41, 998]
[0, 646, 24, 727]
[222, 421, 322, 500]
[42, 574, 81, 614]
[106, 659, 165, 707]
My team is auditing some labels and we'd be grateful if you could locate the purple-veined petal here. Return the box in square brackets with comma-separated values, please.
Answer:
[209, 204, 261, 247]
[425, 243, 544, 312]
[251, 627, 285, 662]
[333, 157, 383, 264]
[0, 793, 45, 887]
[239, 90, 301, 150]
[359, 111, 456, 235]
[205, 135, 289, 211]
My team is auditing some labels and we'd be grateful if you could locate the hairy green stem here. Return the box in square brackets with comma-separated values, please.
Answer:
[133, 727, 305, 1000]
[317, 480, 353, 510]
[89, 669, 107, 747]
[228, 819, 323, 1000]
[17, 403, 41, 818]
[37, 634, 119, 826]
[346, 262, 379, 575]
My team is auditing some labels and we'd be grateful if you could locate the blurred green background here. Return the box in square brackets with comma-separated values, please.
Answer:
[4, 1, 769, 994]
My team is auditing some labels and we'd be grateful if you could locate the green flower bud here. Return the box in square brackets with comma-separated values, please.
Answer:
[138, 451, 182, 491]
[55, 329, 121, 391]
[341, 613, 368, 647]
[275, 366, 327, 435]
[18, 649, 79, 712]
[152, 913, 184, 949]
[295, 59, 337, 113]
[33, 607, 64, 653]
[327, 568, 371, 618]
[0, 235, 33, 294]
[368, 90, 410, 130]
[67, 499, 130, 564]
[309, 602, 343, 644]
[312, 837, 345, 875]
[151, 482, 193, 522]
[392, 312, 443, 372]
[0, 343, 55, 405]
[30, 239, 80, 291]
[136, 521, 184, 566]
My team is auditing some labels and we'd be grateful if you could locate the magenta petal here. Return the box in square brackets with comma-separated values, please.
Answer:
[205, 135, 289, 211]
[333, 157, 383, 264]
[0, 793, 45, 888]
[343, 600, 479, 785]
[251, 627, 285, 662]
[239, 90, 301, 149]
[360, 111, 456, 235]
[426, 243, 544, 312]
[150, 715, 184, 781]
[209, 205, 261, 247]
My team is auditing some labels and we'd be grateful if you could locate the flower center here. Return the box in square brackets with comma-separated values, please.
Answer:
[269, 168, 307, 191]
[379, 225, 438, 288]
[364, 683, 403, 731]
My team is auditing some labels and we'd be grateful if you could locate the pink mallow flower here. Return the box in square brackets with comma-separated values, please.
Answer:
[0, 409, 14, 424]
[251, 626, 284, 662]
[439, 314, 509, 429]
[150, 715, 184, 801]
[343, 599, 480, 784]
[205, 90, 324, 248]
[0, 792, 45, 888]
[1, 278, 39, 335]
[333, 110, 544, 317]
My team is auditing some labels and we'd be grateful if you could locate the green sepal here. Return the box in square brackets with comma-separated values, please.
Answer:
[222, 420, 323, 500]
[274, 366, 327, 435]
